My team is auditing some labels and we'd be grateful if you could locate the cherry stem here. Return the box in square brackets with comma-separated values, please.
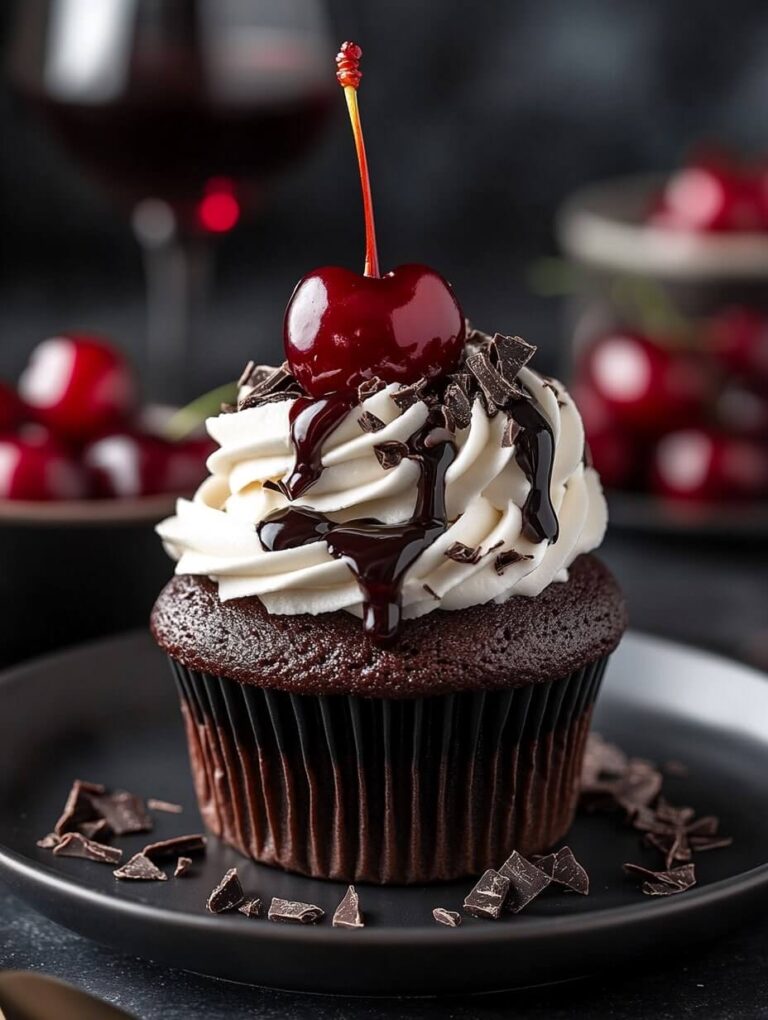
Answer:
[336, 42, 380, 278]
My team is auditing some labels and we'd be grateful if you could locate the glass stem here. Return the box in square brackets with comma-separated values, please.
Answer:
[134, 205, 211, 405]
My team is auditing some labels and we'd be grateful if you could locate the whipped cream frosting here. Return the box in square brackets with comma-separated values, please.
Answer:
[157, 362, 608, 624]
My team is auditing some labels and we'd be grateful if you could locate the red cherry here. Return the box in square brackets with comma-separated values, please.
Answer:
[706, 307, 768, 385]
[284, 263, 465, 396]
[0, 434, 88, 500]
[18, 333, 136, 442]
[83, 432, 212, 498]
[571, 382, 641, 489]
[0, 381, 26, 432]
[582, 331, 709, 434]
[652, 161, 763, 233]
[651, 428, 768, 502]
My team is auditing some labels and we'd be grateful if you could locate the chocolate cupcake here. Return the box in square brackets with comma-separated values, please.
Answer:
[152, 331, 626, 883]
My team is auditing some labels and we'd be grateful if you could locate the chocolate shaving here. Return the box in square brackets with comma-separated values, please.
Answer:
[238, 362, 301, 411]
[499, 851, 552, 913]
[53, 832, 122, 865]
[392, 379, 429, 409]
[624, 862, 697, 896]
[174, 856, 193, 877]
[501, 416, 522, 448]
[147, 799, 183, 814]
[423, 583, 440, 600]
[268, 898, 324, 925]
[689, 835, 733, 852]
[238, 898, 262, 918]
[466, 351, 523, 414]
[54, 779, 105, 836]
[143, 834, 206, 861]
[374, 440, 409, 470]
[91, 791, 152, 836]
[79, 819, 111, 841]
[36, 833, 60, 849]
[494, 549, 532, 574]
[535, 847, 589, 895]
[358, 410, 386, 434]
[493, 334, 537, 381]
[444, 381, 472, 429]
[237, 359, 258, 389]
[463, 869, 510, 919]
[445, 541, 481, 565]
[433, 907, 462, 927]
[113, 853, 167, 881]
[358, 376, 386, 402]
[332, 885, 364, 929]
[663, 759, 690, 778]
[206, 868, 245, 913]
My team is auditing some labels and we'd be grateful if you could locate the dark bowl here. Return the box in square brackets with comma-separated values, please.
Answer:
[0, 495, 175, 666]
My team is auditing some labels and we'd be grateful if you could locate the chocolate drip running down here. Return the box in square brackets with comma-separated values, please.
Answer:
[257, 414, 455, 644]
[249, 330, 559, 642]
[267, 393, 352, 501]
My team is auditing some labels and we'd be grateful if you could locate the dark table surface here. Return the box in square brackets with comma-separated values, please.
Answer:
[1, 528, 766, 1019]
[1, 290, 767, 1018]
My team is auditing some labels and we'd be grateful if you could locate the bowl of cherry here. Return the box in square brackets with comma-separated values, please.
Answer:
[558, 152, 768, 535]
[0, 332, 214, 665]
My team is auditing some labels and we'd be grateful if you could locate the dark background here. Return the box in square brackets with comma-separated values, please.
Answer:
[2, 0, 767, 390]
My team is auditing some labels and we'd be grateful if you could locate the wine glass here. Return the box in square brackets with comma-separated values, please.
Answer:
[7, 0, 335, 402]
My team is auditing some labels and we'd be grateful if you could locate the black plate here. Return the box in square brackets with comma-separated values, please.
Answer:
[0, 632, 766, 996]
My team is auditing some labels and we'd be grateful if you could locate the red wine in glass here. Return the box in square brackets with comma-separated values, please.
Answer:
[8, 0, 335, 398]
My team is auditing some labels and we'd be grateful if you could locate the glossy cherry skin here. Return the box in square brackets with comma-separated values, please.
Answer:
[19, 333, 136, 443]
[716, 381, 768, 439]
[0, 432, 88, 500]
[651, 428, 768, 502]
[284, 264, 465, 396]
[706, 307, 768, 385]
[651, 161, 763, 233]
[0, 381, 26, 433]
[83, 432, 214, 498]
[581, 331, 710, 434]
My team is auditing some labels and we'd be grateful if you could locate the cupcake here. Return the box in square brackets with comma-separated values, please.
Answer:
[151, 41, 626, 884]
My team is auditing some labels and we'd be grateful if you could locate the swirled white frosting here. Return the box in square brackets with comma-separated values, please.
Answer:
[157, 367, 607, 621]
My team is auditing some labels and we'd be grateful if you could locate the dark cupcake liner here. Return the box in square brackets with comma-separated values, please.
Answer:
[169, 656, 608, 884]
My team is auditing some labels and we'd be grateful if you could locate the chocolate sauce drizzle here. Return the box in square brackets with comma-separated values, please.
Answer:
[267, 393, 352, 501]
[246, 329, 559, 643]
[258, 415, 455, 644]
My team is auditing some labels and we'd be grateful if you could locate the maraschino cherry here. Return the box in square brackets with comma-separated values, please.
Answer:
[18, 333, 136, 443]
[84, 432, 214, 498]
[651, 428, 768, 502]
[0, 428, 87, 501]
[284, 42, 465, 397]
[0, 381, 25, 433]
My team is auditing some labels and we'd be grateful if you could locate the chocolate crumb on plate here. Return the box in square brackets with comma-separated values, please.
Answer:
[142, 833, 207, 861]
[174, 856, 193, 877]
[498, 851, 552, 913]
[53, 832, 122, 865]
[36, 833, 60, 849]
[623, 862, 697, 896]
[54, 779, 105, 836]
[113, 853, 167, 881]
[433, 908, 462, 927]
[463, 869, 510, 920]
[534, 847, 589, 895]
[206, 868, 245, 914]
[445, 541, 481, 565]
[91, 790, 153, 836]
[268, 898, 325, 925]
[238, 898, 262, 918]
[332, 886, 364, 929]
[147, 798, 183, 814]
[79, 819, 111, 841]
